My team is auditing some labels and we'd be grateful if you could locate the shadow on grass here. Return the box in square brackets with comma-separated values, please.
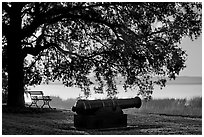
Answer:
[2, 104, 59, 114]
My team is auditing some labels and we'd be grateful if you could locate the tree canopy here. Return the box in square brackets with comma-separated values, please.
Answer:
[2, 2, 202, 100]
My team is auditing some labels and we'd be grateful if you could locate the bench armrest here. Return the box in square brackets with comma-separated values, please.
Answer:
[42, 96, 52, 100]
[31, 96, 38, 100]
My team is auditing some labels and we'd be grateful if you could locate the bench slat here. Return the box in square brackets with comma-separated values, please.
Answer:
[27, 91, 44, 95]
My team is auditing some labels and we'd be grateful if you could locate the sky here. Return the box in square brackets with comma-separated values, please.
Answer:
[179, 36, 202, 77]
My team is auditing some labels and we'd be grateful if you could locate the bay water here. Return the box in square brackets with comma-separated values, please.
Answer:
[26, 83, 202, 102]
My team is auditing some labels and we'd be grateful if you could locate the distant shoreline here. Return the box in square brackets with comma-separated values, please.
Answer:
[45, 83, 202, 86]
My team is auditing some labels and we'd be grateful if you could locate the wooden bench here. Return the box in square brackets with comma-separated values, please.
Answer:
[26, 91, 52, 109]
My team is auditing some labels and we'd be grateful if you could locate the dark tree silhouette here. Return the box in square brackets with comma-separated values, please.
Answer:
[2, 2, 202, 107]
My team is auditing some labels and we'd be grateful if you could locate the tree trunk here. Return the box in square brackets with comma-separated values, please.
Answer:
[6, 5, 26, 108]
[7, 43, 25, 108]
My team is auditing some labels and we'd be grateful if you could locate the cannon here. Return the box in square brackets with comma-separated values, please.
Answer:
[72, 97, 142, 129]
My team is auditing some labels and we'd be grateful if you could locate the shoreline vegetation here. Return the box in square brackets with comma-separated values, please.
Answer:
[37, 96, 202, 118]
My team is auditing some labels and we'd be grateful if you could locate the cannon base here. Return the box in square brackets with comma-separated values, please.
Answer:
[74, 114, 127, 129]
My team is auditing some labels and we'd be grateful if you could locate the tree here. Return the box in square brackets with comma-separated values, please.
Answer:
[2, 2, 202, 107]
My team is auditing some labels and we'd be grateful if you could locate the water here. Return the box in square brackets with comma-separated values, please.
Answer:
[26, 84, 202, 102]
[152, 84, 202, 99]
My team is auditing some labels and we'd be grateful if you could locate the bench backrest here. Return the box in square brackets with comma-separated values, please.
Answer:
[26, 91, 44, 96]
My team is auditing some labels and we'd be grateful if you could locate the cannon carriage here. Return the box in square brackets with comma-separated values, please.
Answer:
[72, 97, 142, 129]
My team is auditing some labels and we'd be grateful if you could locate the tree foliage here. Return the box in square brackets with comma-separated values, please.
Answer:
[2, 2, 202, 99]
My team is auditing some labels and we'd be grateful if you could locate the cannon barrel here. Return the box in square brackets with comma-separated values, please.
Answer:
[72, 97, 142, 115]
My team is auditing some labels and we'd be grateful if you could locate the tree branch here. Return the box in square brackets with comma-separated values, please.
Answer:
[21, 14, 45, 39]
[52, 42, 85, 58]
[21, 3, 121, 39]
[23, 41, 53, 56]
[148, 28, 168, 37]
[2, 3, 11, 14]
[24, 51, 43, 71]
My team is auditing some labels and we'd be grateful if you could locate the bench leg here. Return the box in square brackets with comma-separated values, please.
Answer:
[29, 100, 39, 108]
[41, 101, 52, 109]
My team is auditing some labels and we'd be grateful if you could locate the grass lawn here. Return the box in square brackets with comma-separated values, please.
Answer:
[2, 106, 202, 135]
